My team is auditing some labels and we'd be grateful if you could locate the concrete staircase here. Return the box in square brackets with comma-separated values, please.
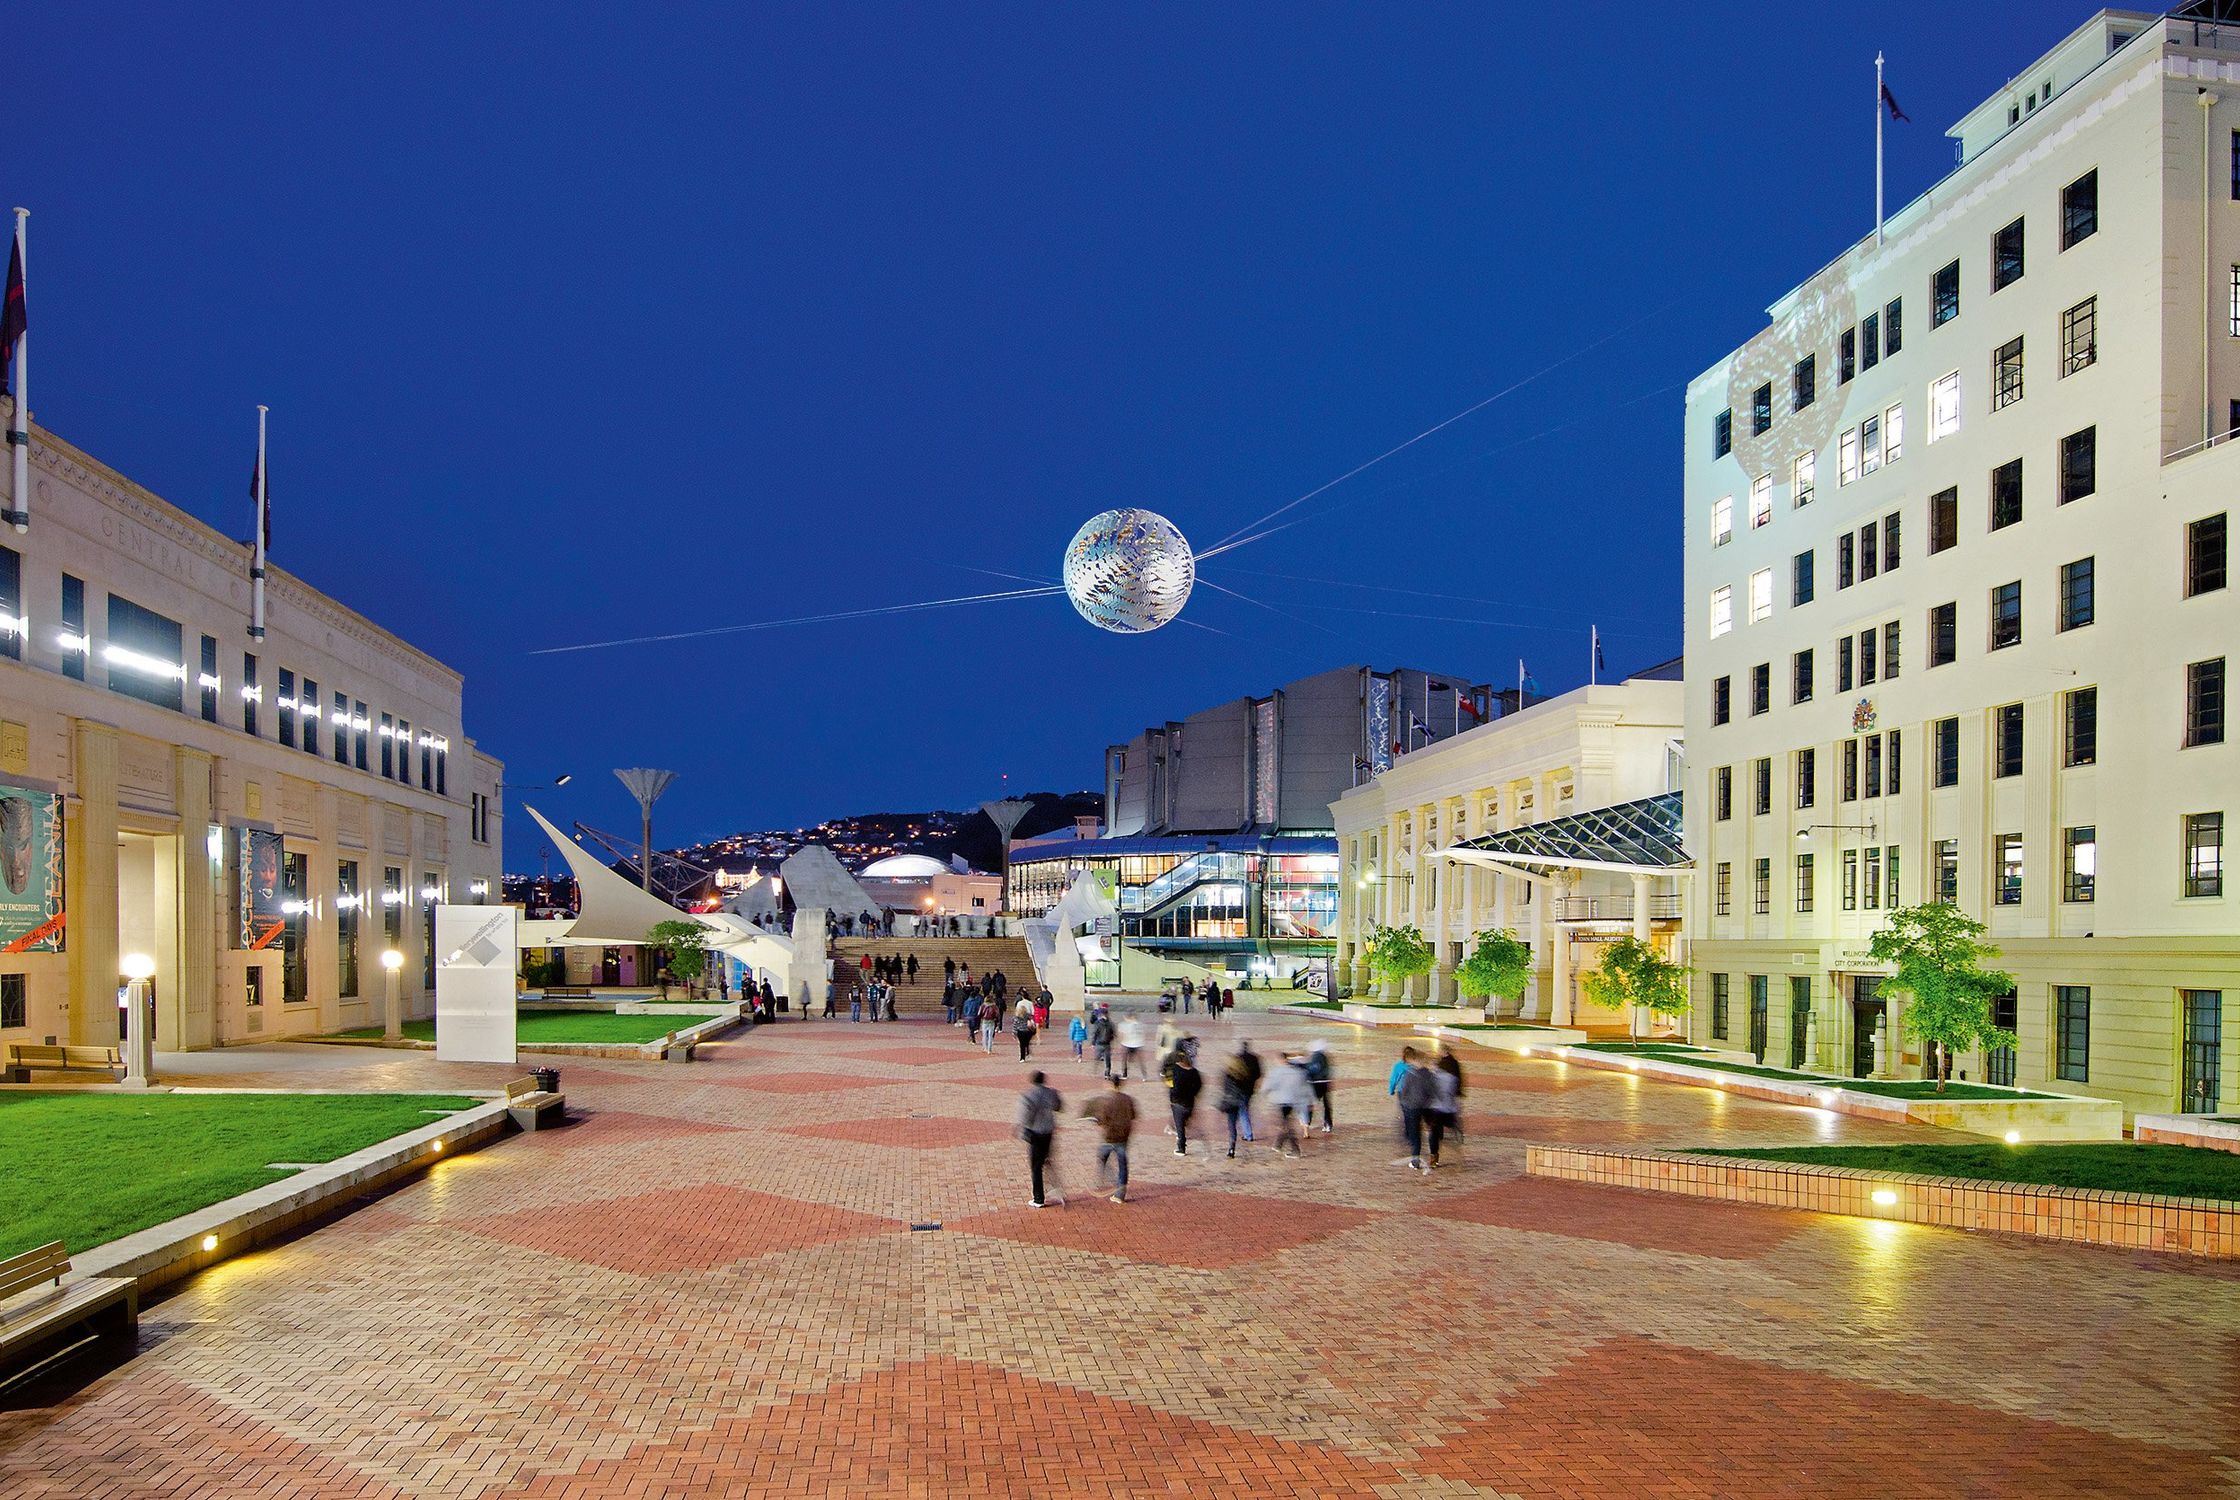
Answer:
[828, 936, 1039, 1016]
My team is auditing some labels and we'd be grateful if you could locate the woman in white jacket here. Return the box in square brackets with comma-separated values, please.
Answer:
[1265, 1053, 1316, 1157]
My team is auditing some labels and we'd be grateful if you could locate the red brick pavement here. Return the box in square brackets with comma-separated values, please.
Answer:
[3, 1014, 2238, 1496]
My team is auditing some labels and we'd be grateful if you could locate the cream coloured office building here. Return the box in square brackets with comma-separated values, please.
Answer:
[1683, 8, 2240, 1116]
[0, 400, 503, 1052]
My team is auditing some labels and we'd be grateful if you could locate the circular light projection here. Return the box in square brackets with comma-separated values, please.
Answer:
[1062, 508, 1195, 634]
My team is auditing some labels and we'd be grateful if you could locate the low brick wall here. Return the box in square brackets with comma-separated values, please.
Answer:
[1527, 1144, 2240, 1258]
[2135, 1114, 2240, 1156]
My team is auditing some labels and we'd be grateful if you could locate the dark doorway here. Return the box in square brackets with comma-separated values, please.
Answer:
[1789, 976, 1812, 1069]
[1851, 976, 1885, 1078]
[2183, 989, 2223, 1113]
[601, 947, 621, 986]
[1748, 975, 1769, 1063]
[1985, 989, 2018, 1086]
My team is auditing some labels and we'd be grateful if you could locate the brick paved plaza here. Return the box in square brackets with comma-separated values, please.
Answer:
[4, 1013, 2237, 1497]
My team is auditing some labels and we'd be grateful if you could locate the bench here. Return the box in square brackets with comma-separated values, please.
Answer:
[3, 1043, 124, 1084]
[542, 985, 593, 1000]
[0, 1241, 137, 1385]
[502, 1075, 566, 1131]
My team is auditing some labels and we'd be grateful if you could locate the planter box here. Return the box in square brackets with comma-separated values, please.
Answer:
[2135, 1114, 2240, 1155]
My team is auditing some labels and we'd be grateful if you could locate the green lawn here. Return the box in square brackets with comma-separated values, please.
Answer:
[1574, 1041, 1711, 1055]
[1716, 1142, 2240, 1202]
[1628, 1053, 2056, 1101]
[0, 1092, 479, 1258]
[329, 1009, 692, 1044]
[1284, 999, 1343, 1011]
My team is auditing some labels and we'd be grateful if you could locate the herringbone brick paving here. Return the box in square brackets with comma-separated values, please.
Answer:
[3, 1012, 2237, 1496]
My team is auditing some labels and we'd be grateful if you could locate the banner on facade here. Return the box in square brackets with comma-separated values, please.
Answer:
[0, 780, 64, 953]
[235, 826, 286, 950]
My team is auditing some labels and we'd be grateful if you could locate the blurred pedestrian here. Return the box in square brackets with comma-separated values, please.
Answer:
[1018, 1071, 1064, 1209]
[1218, 1043, 1256, 1157]
[1305, 1038, 1335, 1134]
[1117, 1015, 1148, 1079]
[1231, 1038, 1262, 1142]
[979, 1002, 999, 1052]
[1081, 1076, 1139, 1203]
[1395, 1047, 1437, 1172]
[1267, 1052, 1314, 1157]
[1165, 1044, 1202, 1156]
[1069, 1011, 1088, 1060]
[1090, 1007, 1115, 1077]
[850, 986, 864, 1024]
[1013, 999, 1038, 1061]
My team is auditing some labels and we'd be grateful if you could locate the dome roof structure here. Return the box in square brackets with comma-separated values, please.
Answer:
[860, 854, 951, 879]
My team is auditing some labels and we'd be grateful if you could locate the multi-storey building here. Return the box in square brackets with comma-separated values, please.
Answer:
[0, 401, 503, 1051]
[1334, 667, 1684, 1014]
[1683, 6, 2240, 1115]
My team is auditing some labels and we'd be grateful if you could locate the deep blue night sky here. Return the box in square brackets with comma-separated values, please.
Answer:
[15, 3, 2080, 854]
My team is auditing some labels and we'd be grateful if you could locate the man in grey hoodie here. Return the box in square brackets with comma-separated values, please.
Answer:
[1017, 1072, 1065, 1208]
[1394, 1047, 1438, 1173]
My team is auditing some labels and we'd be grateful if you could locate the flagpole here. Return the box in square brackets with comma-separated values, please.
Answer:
[1875, 53, 1886, 247]
[1590, 625, 1599, 686]
[7, 208, 26, 535]
[251, 405, 268, 641]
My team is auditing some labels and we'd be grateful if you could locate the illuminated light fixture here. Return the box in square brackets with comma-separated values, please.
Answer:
[380, 890, 404, 906]
[280, 899, 308, 915]
[240, 684, 264, 702]
[120, 952, 156, 982]
[380, 948, 404, 971]
[200, 1234, 219, 1253]
[0, 612, 25, 636]
[206, 826, 224, 860]
[197, 672, 222, 690]
[1518, 1046, 1533, 1057]
[276, 696, 298, 710]
[430, 1139, 444, 1153]
[1626, 1060, 1640, 1071]
[56, 630, 89, 653]
[1870, 1188, 1898, 1207]
[468, 879, 488, 896]
[2003, 1129, 2022, 1145]
[420, 886, 441, 901]
[1818, 1090, 1836, 1105]
[303, 704, 322, 720]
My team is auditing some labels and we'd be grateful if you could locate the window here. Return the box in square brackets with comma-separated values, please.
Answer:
[98, 595, 184, 712]
[2064, 825, 2096, 903]
[2055, 987, 2090, 1083]
[1751, 663, 1770, 716]
[1754, 857, 1772, 915]
[2065, 685, 2098, 767]
[1882, 619, 1901, 680]
[2232, 265, 2240, 338]
[2058, 427, 2096, 504]
[1793, 354, 1816, 411]
[1992, 337, 2025, 410]
[1793, 450, 1815, 507]
[1860, 521, 1879, 582]
[242, 653, 260, 735]
[2186, 812, 2225, 898]
[383, 867, 403, 947]
[0, 545, 18, 663]
[1793, 648, 1814, 704]
[1884, 297, 1903, 356]
[395, 721, 411, 783]
[2188, 514, 2228, 597]
[1795, 746, 1816, 808]
[1837, 533, 1855, 591]
[1752, 382, 1773, 436]
[0, 973, 21, 1031]
[1934, 717, 1960, 787]
[2061, 298, 2096, 376]
[1714, 408, 1732, 457]
[1887, 730, 1902, 795]
[2234, 128, 2240, 200]
[1796, 853, 1815, 912]
[2061, 170, 2098, 248]
[278, 667, 296, 749]
[1883, 404, 1903, 464]
[301, 677, 319, 758]
[1793, 550, 1814, 606]
[1839, 429, 1859, 485]
[281, 851, 308, 1003]
[60, 574, 85, 681]
[1863, 846, 1882, 909]
[1842, 849, 1858, 910]
[1934, 838, 1960, 901]
[1838, 634, 1855, 692]
[1864, 733, 1883, 797]
[1842, 738, 1859, 801]
[2058, 557, 2094, 631]
[1860, 414, 1882, 474]
[1930, 601, 1957, 666]
[1995, 702, 2024, 777]
[1715, 765, 1732, 821]
[1751, 473, 1773, 528]
[2187, 658, 2227, 747]
[1709, 585, 1733, 638]
[338, 861, 360, 999]
[1860, 312, 1880, 373]
[1995, 833, 2024, 905]
[1839, 328, 1856, 384]
[1711, 973, 1730, 1037]
[380, 712, 394, 778]
[1990, 581, 2022, 650]
[1992, 217, 2025, 290]
[1753, 756, 1772, 815]
[353, 701, 369, 771]
[1711, 495, 1733, 545]
[1930, 371, 1962, 440]
[1933, 259, 1961, 326]
[199, 636, 219, 722]
[1859, 626, 1879, 686]
[334, 691, 349, 764]
[1712, 675, 1731, 726]
[1715, 864, 1733, 916]
[1748, 569, 1773, 623]
[1929, 487, 1958, 553]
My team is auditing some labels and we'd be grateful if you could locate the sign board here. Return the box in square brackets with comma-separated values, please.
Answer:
[435, 904, 519, 1064]
[1304, 962, 1329, 995]
[0, 781, 64, 953]
[234, 826, 285, 950]
[1092, 915, 1114, 936]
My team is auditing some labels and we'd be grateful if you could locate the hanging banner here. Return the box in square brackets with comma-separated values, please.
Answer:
[235, 826, 286, 949]
[0, 781, 64, 953]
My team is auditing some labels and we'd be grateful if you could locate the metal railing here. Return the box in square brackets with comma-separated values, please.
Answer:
[1554, 893, 1683, 923]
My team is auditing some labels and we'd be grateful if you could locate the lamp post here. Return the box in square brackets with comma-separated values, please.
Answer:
[381, 948, 405, 1040]
[616, 769, 678, 893]
[120, 952, 156, 1089]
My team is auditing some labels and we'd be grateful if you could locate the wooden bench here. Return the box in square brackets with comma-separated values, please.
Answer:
[661, 1031, 698, 1062]
[0, 1241, 137, 1385]
[502, 1075, 566, 1131]
[542, 985, 593, 1000]
[3, 1043, 124, 1084]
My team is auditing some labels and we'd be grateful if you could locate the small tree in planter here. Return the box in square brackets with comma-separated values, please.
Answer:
[1580, 936, 1687, 1043]
[1869, 902, 2016, 1093]
[1455, 929, 1533, 1019]
[1363, 923, 1434, 1002]
[646, 920, 708, 998]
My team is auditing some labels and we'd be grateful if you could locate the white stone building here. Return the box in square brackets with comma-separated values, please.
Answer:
[1682, 7, 2240, 1114]
[0, 402, 502, 1051]
[1332, 670, 1684, 1019]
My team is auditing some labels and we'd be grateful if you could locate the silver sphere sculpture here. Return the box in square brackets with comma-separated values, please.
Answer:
[1062, 508, 1196, 634]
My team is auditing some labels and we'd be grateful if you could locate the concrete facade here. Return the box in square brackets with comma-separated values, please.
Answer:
[0, 400, 501, 1050]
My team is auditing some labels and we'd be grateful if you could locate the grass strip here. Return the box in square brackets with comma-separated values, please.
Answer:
[1713, 1142, 2240, 1202]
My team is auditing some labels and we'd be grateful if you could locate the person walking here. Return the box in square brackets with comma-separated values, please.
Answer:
[1018, 1071, 1064, 1209]
[1304, 1038, 1335, 1134]
[979, 1001, 1000, 1052]
[760, 977, 777, 1019]
[1068, 1011, 1088, 1060]
[850, 985, 865, 1024]
[1089, 1007, 1115, 1078]
[1116, 1015, 1148, 1079]
[1218, 1044, 1254, 1157]
[1429, 1045, 1465, 1166]
[1012, 998, 1038, 1061]
[1164, 1044, 1202, 1156]
[884, 982, 899, 1022]
[942, 980, 957, 1025]
[1266, 1052, 1314, 1157]
[1033, 988, 1052, 1030]
[963, 988, 983, 1044]
[1231, 1038, 1262, 1141]
[944, 955, 956, 984]
[1152, 1018, 1182, 1077]
[823, 981, 837, 1019]
[1081, 1076, 1139, 1203]
[1395, 1047, 1437, 1172]
[907, 954, 919, 987]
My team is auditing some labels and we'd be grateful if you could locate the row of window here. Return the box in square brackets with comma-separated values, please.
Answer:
[1703, 973, 2101, 1087]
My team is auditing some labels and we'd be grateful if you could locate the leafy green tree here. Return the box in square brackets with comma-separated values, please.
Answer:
[1580, 936, 1688, 1042]
[1869, 902, 2016, 1093]
[1455, 929, 1533, 1013]
[646, 919, 708, 989]
[1363, 923, 1434, 998]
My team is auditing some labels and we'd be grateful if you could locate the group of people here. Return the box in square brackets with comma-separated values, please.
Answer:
[950, 976, 1055, 1058]
[1387, 1043, 1467, 1171]
[1164, 976, 1235, 1018]
[859, 952, 918, 988]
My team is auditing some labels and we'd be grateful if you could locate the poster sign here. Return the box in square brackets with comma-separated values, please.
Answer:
[235, 827, 286, 950]
[435, 904, 518, 1064]
[0, 781, 64, 953]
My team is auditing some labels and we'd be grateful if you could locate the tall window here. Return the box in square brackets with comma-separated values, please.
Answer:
[302, 677, 320, 757]
[2055, 987, 2090, 1083]
[278, 667, 296, 749]
[1882, 618, 1902, 680]
[1794, 355, 1816, 411]
[1793, 450, 1815, 507]
[2061, 169, 2099, 248]
[380, 713, 395, 777]
[60, 574, 85, 681]
[2061, 298, 2097, 376]
[1930, 601, 1957, 666]
[2064, 826, 2096, 903]
[1860, 312, 1880, 372]
[1934, 838, 1960, 902]
[1933, 259, 1961, 326]
[281, 851, 309, 1003]
[1796, 852, 1815, 913]
[1793, 648, 1814, 704]
[1795, 746, 1816, 808]
[2065, 685, 2098, 767]
[1839, 328, 1856, 384]
[1711, 973, 1730, 1038]
[1712, 675, 1731, 726]
[2060, 427, 2096, 502]
[1992, 217, 2025, 290]
[1793, 550, 1814, 605]
[1933, 716, 1960, 787]
[1884, 404, 1904, 463]
[1709, 585, 1733, 638]
[1860, 520, 1880, 581]
[1994, 833, 2024, 905]
[1930, 371, 1962, 440]
[1752, 382, 1773, 436]
[2058, 557, 2094, 631]
[242, 652, 259, 735]
[1715, 863, 1733, 915]
[0, 544, 18, 662]
[1751, 473, 1773, 528]
[1990, 581, 2022, 649]
[1715, 766, 1732, 821]
[1839, 429, 1859, 485]
[2188, 514, 2228, 597]
[1864, 733, 1883, 796]
[1748, 569, 1773, 623]
[1711, 495, 1733, 545]
[1842, 738, 1859, 800]
[1992, 337, 2025, 410]
[2186, 812, 2225, 898]
[1858, 625, 1879, 686]
[1883, 511, 1902, 572]
[200, 636, 219, 722]
[1863, 847, 1882, 910]
[1839, 533, 1855, 589]
[1995, 702, 2025, 778]
[1860, 414, 1882, 474]
[2188, 658, 2228, 747]
[1750, 663, 1770, 716]
[1838, 635, 1855, 692]
[1929, 487, 1958, 553]
[1842, 849, 1858, 911]
[104, 595, 186, 712]
[338, 860, 361, 998]
[334, 690, 350, 764]
[1752, 756, 1772, 815]
[1753, 858, 1771, 915]
[2232, 265, 2240, 338]
[1714, 409, 1733, 458]
[1884, 297, 1903, 356]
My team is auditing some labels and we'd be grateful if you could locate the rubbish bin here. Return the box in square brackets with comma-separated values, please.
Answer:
[533, 1067, 560, 1094]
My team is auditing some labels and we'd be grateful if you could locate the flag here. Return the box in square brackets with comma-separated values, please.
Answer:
[0, 235, 23, 399]
[1457, 694, 1484, 720]
[250, 445, 270, 553]
[1881, 82, 1908, 123]
[1594, 632, 1607, 674]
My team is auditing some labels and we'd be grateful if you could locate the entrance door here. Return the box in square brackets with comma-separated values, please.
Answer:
[1851, 976, 1885, 1078]
[601, 948, 621, 986]
[2183, 990, 2223, 1114]
[1789, 976, 1812, 1069]
[1748, 975, 1769, 1063]
[1984, 990, 2018, 1086]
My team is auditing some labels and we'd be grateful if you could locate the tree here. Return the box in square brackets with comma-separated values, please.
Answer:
[1580, 936, 1687, 1042]
[646, 919, 708, 989]
[1455, 929, 1533, 1014]
[1869, 902, 2016, 1093]
[1363, 923, 1434, 998]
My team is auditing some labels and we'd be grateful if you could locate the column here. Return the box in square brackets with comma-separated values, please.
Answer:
[1549, 908, 1572, 1028]
[64, 721, 120, 1047]
[171, 747, 216, 1050]
[1630, 871, 1652, 1038]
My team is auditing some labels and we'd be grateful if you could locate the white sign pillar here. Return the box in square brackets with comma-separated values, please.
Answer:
[435, 904, 519, 1064]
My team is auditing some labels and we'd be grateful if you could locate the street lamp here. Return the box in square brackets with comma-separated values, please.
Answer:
[120, 952, 156, 1089]
[380, 947, 405, 1040]
[1796, 821, 1878, 843]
